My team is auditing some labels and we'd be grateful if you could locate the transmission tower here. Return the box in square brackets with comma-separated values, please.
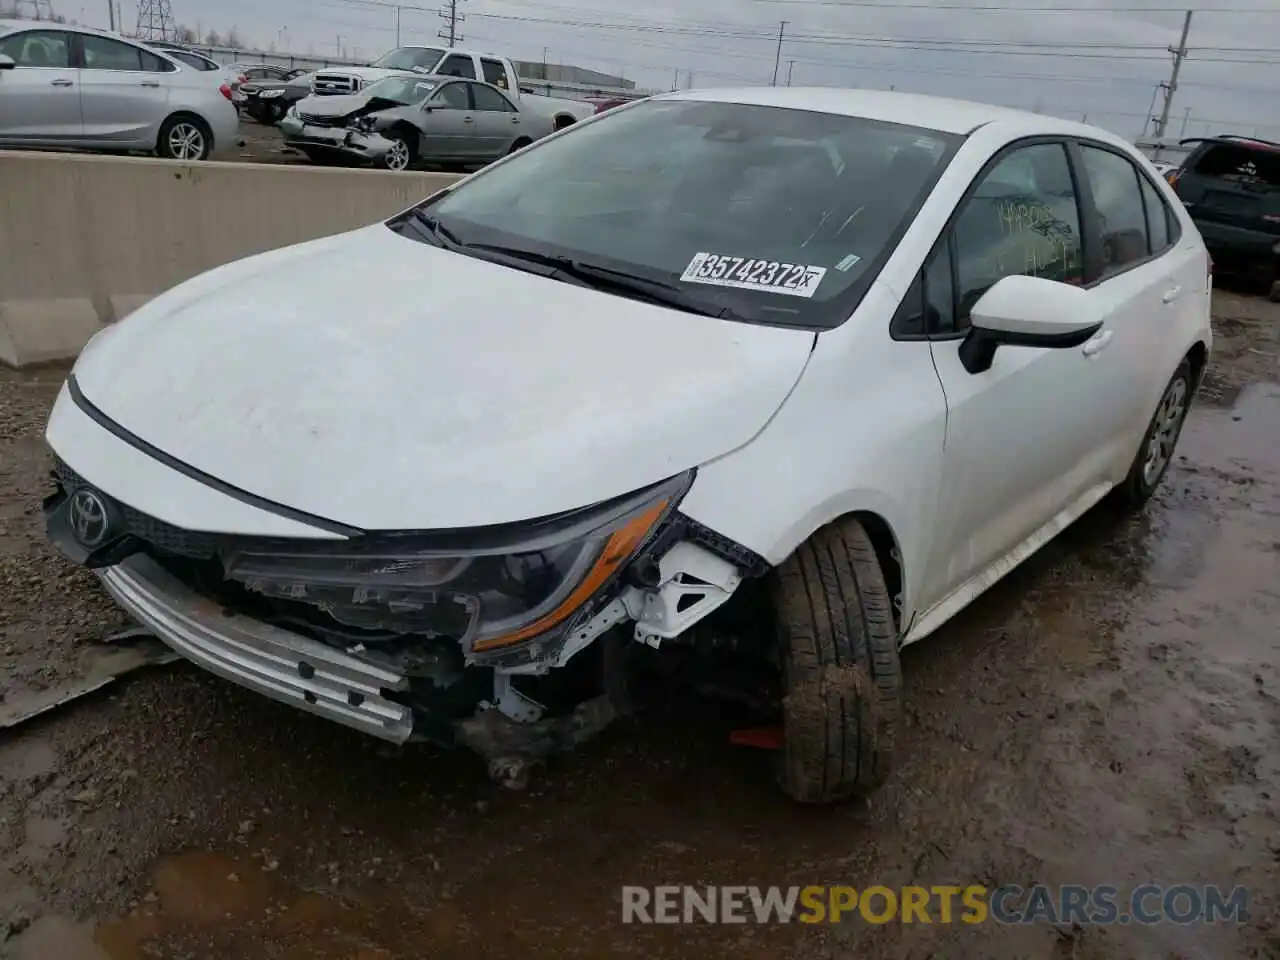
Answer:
[12, 0, 57, 19]
[437, 0, 464, 46]
[134, 0, 176, 41]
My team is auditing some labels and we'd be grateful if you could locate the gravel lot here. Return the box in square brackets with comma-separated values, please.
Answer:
[1, 290, 1278, 960]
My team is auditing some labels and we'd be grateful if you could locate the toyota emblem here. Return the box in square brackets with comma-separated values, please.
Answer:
[67, 487, 111, 549]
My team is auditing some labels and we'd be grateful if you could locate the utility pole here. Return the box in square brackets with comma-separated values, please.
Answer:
[437, 0, 464, 46]
[107, 0, 115, 29]
[394, 5, 400, 46]
[1143, 81, 1162, 136]
[1180, 105, 1191, 137]
[1155, 10, 1192, 139]
[771, 20, 787, 86]
[785, 59, 795, 86]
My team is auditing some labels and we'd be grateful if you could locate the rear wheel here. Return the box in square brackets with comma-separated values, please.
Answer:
[771, 516, 901, 804]
[156, 115, 211, 161]
[1116, 358, 1193, 507]
[508, 137, 533, 155]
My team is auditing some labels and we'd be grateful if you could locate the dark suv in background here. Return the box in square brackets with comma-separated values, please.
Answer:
[1169, 135, 1280, 300]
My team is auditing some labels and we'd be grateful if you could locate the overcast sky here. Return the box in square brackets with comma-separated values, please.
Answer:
[68, 0, 1280, 140]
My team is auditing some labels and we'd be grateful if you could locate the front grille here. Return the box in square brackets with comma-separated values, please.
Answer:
[53, 457, 223, 558]
[296, 113, 344, 127]
[312, 73, 359, 95]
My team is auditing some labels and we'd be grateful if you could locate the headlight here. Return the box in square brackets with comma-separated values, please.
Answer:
[221, 473, 690, 654]
[352, 115, 375, 132]
[259, 88, 285, 98]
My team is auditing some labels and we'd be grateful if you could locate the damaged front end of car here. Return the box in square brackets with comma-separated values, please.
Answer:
[44, 461, 762, 786]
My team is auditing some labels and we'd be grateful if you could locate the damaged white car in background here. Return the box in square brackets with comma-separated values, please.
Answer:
[44, 88, 1211, 803]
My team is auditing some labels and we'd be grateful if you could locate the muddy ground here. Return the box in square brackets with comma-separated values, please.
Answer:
[1, 290, 1278, 959]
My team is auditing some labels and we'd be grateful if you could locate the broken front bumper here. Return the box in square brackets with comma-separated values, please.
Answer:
[279, 117, 393, 163]
[97, 554, 415, 744]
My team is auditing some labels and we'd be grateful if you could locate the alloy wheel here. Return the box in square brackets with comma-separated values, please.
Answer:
[1142, 376, 1188, 487]
[169, 123, 206, 160]
[385, 139, 410, 171]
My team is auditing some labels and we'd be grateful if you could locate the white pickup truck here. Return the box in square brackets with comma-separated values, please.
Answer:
[304, 46, 596, 130]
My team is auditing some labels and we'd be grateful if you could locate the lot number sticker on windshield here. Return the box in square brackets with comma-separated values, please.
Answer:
[680, 253, 827, 298]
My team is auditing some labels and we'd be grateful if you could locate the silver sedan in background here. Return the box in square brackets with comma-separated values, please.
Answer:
[282, 75, 555, 171]
[0, 20, 238, 160]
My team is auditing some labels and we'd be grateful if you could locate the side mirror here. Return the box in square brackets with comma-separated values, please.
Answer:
[0, 54, 15, 71]
[959, 274, 1102, 375]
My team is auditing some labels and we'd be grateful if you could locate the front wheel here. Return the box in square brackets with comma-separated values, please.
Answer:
[771, 516, 902, 804]
[379, 130, 416, 172]
[156, 115, 212, 161]
[1116, 358, 1194, 507]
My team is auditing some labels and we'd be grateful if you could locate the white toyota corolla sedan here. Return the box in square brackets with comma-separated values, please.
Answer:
[43, 88, 1211, 802]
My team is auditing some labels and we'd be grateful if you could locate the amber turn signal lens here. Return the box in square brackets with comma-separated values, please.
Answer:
[470, 498, 670, 652]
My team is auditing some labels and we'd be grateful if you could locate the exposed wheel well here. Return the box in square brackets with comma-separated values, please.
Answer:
[849, 511, 903, 635]
[511, 136, 533, 152]
[159, 111, 213, 152]
[388, 121, 418, 144]
[1186, 340, 1209, 393]
[553, 115, 576, 130]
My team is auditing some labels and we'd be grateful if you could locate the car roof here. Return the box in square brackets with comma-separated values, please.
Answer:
[0, 18, 167, 44]
[1183, 134, 1280, 153]
[660, 86, 1110, 138]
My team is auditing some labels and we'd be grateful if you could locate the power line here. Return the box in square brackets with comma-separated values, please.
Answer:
[745, 0, 1276, 10]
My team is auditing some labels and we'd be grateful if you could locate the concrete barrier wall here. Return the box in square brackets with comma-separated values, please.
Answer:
[0, 151, 462, 367]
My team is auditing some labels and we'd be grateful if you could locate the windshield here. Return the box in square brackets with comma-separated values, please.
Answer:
[371, 46, 445, 71]
[408, 99, 960, 329]
[364, 75, 437, 104]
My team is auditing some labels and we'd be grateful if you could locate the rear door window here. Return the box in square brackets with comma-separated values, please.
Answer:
[81, 35, 148, 71]
[1078, 145, 1150, 277]
[480, 58, 508, 89]
[471, 83, 515, 112]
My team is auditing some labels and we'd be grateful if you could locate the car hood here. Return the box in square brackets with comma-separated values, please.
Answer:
[294, 93, 369, 116]
[71, 226, 816, 532]
[326, 67, 406, 83]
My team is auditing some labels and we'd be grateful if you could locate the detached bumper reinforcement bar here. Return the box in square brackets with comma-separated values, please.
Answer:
[98, 555, 414, 743]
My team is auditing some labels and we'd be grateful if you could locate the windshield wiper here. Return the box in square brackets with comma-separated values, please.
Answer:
[462, 243, 740, 319]
[408, 209, 464, 248]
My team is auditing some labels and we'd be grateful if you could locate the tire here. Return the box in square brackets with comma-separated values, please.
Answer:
[379, 129, 416, 172]
[156, 115, 212, 161]
[263, 102, 285, 126]
[508, 137, 533, 155]
[1268, 279, 1280, 304]
[1115, 358, 1194, 507]
[771, 516, 902, 804]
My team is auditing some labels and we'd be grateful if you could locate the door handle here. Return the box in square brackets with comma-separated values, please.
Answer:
[139, 80, 161, 87]
[1161, 286, 1182, 304]
[1081, 329, 1114, 358]
[511, 116, 520, 123]
[50, 78, 74, 87]
[462, 116, 474, 123]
